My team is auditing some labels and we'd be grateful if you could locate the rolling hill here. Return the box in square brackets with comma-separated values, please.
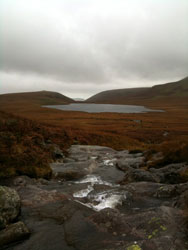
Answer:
[0, 90, 75, 119]
[150, 76, 188, 97]
[86, 87, 149, 104]
[86, 77, 188, 107]
[0, 90, 75, 106]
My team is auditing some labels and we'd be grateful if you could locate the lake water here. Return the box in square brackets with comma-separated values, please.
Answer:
[43, 103, 163, 113]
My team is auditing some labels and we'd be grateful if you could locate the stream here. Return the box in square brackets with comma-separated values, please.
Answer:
[2, 145, 187, 250]
[50, 145, 133, 212]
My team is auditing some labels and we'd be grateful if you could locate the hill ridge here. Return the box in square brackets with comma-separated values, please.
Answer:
[86, 77, 188, 105]
[0, 90, 75, 106]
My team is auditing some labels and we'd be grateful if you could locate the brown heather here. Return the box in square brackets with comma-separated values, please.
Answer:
[0, 82, 188, 178]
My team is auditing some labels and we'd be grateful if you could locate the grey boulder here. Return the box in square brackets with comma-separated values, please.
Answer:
[0, 186, 20, 229]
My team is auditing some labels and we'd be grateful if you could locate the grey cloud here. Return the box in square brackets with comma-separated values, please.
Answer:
[0, 71, 110, 99]
[1, 15, 106, 83]
[0, 0, 188, 97]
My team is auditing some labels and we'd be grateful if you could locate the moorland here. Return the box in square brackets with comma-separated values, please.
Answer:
[0, 77, 188, 250]
[0, 77, 188, 174]
[0, 78, 188, 176]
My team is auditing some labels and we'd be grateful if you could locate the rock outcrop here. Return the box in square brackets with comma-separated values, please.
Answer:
[0, 186, 30, 248]
[0, 222, 30, 248]
[0, 186, 20, 229]
[1, 145, 187, 250]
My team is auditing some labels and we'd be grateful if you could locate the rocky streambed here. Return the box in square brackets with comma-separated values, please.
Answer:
[0, 145, 188, 250]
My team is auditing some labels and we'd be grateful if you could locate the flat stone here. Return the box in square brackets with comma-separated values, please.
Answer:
[51, 161, 93, 180]
[120, 169, 158, 184]
[116, 157, 144, 171]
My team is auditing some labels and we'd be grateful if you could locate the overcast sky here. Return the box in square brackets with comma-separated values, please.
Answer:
[0, 0, 188, 99]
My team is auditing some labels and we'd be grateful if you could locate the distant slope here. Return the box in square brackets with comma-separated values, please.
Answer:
[0, 90, 75, 106]
[74, 98, 85, 102]
[86, 88, 149, 104]
[86, 77, 188, 106]
[150, 77, 188, 97]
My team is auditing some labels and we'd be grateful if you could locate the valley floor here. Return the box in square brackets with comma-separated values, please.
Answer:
[1, 99, 188, 152]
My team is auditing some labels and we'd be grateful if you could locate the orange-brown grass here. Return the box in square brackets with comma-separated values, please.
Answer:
[0, 111, 73, 179]
[1, 95, 188, 152]
[144, 140, 188, 170]
[0, 90, 188, 181]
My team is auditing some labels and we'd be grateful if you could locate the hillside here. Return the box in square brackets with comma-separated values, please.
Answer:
[86, 77, 188, 107]
[0, 90, 75, 106]
[86, 87, 149, 104]
[0, 90, 75, 119]
[150, 76, 188, 97]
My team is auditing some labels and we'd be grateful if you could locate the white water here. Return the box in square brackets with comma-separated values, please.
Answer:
[73, 174, 124, 211]
[103, 159, 116, 166]
[75, 174, 114, 187]
[75, 190, 125, 211]
[73, 185, 94, 198]
[90, 192, 123, 211]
